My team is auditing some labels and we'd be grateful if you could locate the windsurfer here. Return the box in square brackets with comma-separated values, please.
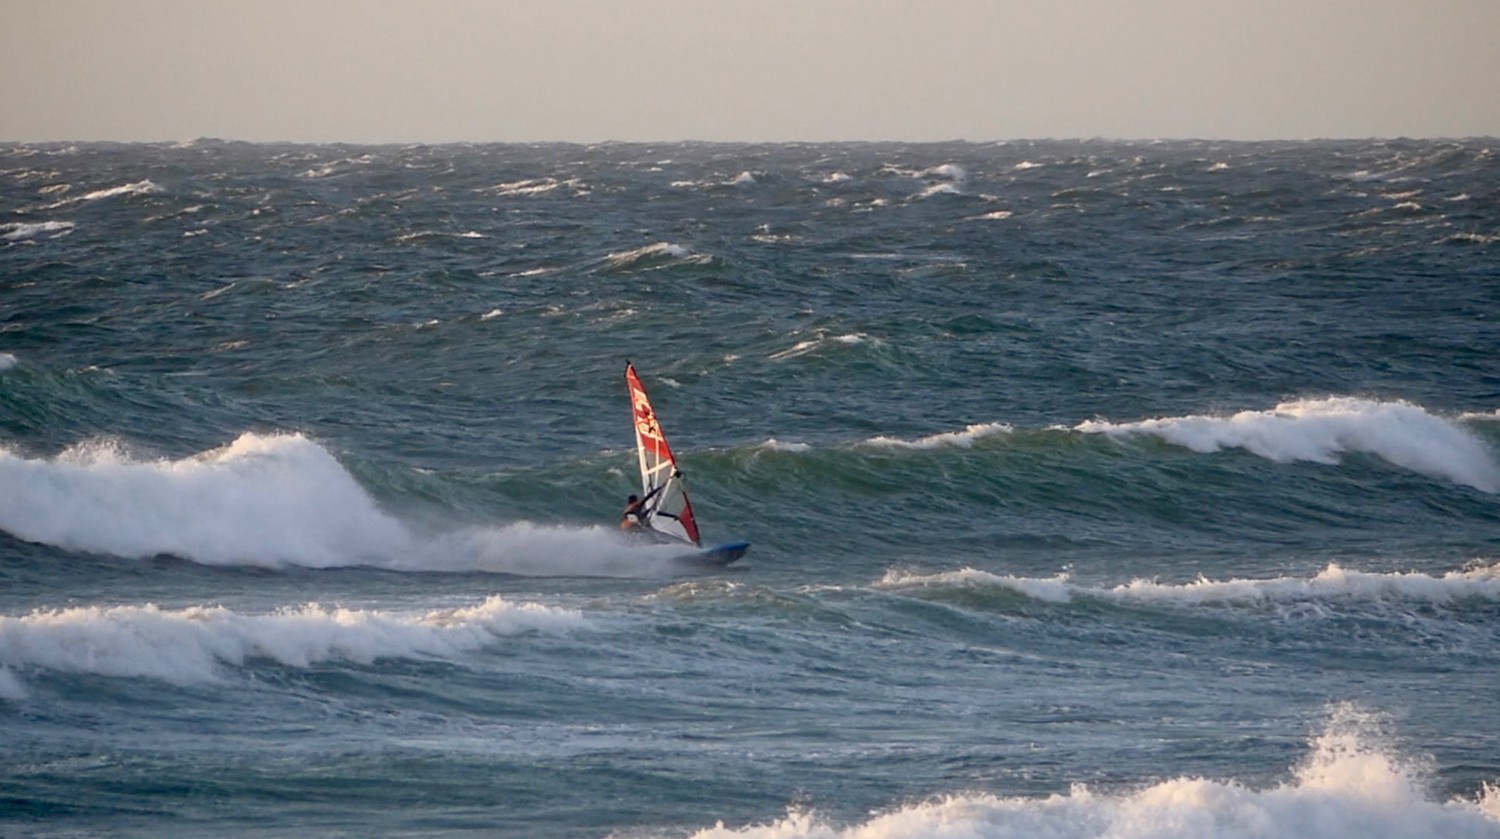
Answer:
[619, 472, 682, 531]
[621, 494, 647, 530]
[621, 483, 665, 531]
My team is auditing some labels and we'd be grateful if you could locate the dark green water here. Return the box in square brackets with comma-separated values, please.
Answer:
[2, 139, 1499, 837]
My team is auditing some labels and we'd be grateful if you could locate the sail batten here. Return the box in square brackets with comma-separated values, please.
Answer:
[625, 363, 701, 547]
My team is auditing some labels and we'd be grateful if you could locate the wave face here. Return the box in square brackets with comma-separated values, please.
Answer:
[2, 139, 1499, 837]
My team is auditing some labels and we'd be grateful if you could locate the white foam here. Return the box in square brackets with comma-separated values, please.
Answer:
[0, 353, 17, 372]
[0, 432, 700, 577]
[423, 522, 707, 578]
[486, 177, 585, 197]
[768, 339, 823, 361]
[922, 163, 969, 181]
[759, 439, 812, 453]
[602, 241, 701, 270]
[77, 180, 160, 203]
[1077, 397, 1500, 493]
[0, 433, 415, 568]
[0, 596, 588, 688]
[769, 332, 876, 362]
[915, 182, 962, 200]
[689, 705, 1500, 839]
[879, 567, 1074, 602]
[1442, 232, 1500, 245]
[1, 220, 76, 242]
[882, 562, 1500, 608]
[1115, 562, 1500, 606]
[396, 230, 486, 244]
[866, 422, 1013, 450]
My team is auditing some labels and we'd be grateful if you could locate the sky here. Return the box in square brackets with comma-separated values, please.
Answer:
[4, 0, 1499, 144]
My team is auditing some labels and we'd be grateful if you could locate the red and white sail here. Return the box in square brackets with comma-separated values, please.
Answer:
[625, 362, 701, 547]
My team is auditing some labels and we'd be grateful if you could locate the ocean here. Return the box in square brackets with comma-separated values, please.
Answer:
[2, 138, 1499, 838]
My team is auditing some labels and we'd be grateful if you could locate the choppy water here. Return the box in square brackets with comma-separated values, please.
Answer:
[2, 138, 1500, 838]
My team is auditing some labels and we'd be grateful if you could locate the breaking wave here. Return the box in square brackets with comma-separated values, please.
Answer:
[0, 432, 715, 576]
[687, 706, 1500, 839]
[1077, 397, 1500, 493]
[1, 220, 76, 242]
[600, 241, 714, 271]
[0, 596, 588, 698]
[879, 562, 1500, 607]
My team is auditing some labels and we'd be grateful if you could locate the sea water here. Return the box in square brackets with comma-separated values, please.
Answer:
[2, 139, 1499, 837]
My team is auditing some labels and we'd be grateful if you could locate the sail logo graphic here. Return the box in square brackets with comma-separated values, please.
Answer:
[632, 388, 662, 442]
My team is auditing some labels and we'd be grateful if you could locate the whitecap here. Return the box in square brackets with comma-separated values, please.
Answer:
[1113, 562, 1500, 606]
[878, 567, 1073, 603]
[0, 596, 589, 687]
[758, 439, 812, 453]
[602, 241, 699, 270]
[865, 422, 1013, 450]
[686, 704, 1500, 839]
[1, 220, 76, 242]
[768, 340, 821, 361]
[79, 180, 160, 202]
[1077, 397, 1500, 493]
[914, 182, 963, 200]
[922, 163, 968, 181]
[0, 432, 415, 568]
[967, 210, 1015, 221]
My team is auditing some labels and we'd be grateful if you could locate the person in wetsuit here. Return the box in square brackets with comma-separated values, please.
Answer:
[621, 493, 648, 530]
[620, 474, 680, 532]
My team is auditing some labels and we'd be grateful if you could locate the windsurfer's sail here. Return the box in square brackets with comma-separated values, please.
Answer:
[625, 362, 701, 547]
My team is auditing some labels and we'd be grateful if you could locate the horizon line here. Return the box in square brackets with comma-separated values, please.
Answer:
[5, 134, 1498, 147]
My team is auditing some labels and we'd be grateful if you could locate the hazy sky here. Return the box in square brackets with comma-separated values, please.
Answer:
[5, 0, 1499, 143]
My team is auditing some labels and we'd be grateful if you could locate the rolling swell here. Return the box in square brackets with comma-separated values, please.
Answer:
[0, 395, 1494, 574]
[4, 139, 1500, 837]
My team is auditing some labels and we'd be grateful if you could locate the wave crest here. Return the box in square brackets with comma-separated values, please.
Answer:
[0, 432, 413, 567]
[881, 562, 1500, 607]
[0, 596, 588, 694]
[1078, 397, 1500, 492]
[600, 241, 713, 272]
[690, 705, 1497, 839]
